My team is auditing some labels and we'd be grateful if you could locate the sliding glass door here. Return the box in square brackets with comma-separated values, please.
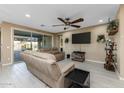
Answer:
[14, 30, 31, 62]
[32, 33, 43, 51]
[14, 30, 53, 62]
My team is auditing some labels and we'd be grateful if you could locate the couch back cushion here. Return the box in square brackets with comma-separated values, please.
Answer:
[38, 48, 59, 53]
[38, 48, 51, 53]
[24, 50, 56, 62]
[51, 47, 58, 51]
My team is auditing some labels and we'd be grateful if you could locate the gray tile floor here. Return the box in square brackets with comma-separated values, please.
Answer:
[0, 59, 124, 88]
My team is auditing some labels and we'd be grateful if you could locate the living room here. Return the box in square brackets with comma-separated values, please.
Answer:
[0, 4, 124, 89]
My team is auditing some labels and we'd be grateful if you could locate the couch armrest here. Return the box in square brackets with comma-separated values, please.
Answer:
[61, 62, 75, 76]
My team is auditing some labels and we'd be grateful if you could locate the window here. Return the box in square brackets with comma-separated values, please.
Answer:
[14, 30, 52, 62]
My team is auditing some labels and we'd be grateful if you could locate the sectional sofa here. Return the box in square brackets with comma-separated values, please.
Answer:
[21, 50, 75, 88]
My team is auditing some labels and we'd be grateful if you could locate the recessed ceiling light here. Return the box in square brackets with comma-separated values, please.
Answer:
[25, 14, 31, 18]
[99, 19, 103, 23]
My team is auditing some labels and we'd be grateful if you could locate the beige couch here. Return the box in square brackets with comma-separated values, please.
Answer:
[38, 48, 65, 62]
[21, 50, 74, 88]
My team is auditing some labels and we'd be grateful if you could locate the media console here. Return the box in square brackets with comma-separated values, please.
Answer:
[71, 51, 85, 62]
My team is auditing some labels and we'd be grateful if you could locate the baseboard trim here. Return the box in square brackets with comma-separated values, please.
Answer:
[117, 73, 124, 81]
[86, 59, 124, 80]
[2, 63, 12, 66]
[86, 59, 105, 64]
[115, 70, 124, 80]
[119, 76, 124, 80]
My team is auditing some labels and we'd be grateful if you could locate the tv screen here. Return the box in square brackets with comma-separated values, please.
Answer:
[72, 32, 91, 44]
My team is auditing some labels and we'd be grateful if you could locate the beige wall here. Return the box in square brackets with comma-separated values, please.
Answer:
[53, 34, 60, 48]
[1, 23, 13, 65]
[57, 25, 119, 64]
[55, 5, 124, 78]
[117, 5, 124, 78]
[1, 21, 54, 65]
[59, 24, 108, 63]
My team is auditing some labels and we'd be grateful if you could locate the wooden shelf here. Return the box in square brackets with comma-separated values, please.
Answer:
[104, 41, 116, 72]
[108, 30, 118, 36]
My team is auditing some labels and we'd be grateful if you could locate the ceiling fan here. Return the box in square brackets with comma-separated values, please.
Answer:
[52, 17, 84, 30]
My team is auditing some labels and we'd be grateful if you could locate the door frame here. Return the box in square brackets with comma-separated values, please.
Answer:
[12, 27, 54, 64]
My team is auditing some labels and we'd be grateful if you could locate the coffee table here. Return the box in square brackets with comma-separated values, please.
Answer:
[65, 68, 90, 88]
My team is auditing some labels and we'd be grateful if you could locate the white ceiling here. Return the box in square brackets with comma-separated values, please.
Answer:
[0, 4, 119, 33]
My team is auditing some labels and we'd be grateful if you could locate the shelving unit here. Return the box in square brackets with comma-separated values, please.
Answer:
[104, 40, 117, 72]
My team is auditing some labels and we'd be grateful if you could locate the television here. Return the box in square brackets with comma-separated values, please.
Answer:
[72, 32, 91, 44]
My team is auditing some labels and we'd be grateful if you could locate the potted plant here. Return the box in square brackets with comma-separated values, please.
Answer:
[65, 38, 69, 43]
[97, 34, 106, 43]
[107, 19, 119, 36]
[64, 38, 70, 58]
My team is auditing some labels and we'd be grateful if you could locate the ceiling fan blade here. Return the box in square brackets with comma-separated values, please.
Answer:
[71, 25, 81, 28]
[52, 24, 65, 27]
[71, 18, 84, 24]
[58, 17, 67, 24]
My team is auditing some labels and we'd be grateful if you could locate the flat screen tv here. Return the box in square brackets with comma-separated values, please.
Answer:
[72, 32, 91, 44]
